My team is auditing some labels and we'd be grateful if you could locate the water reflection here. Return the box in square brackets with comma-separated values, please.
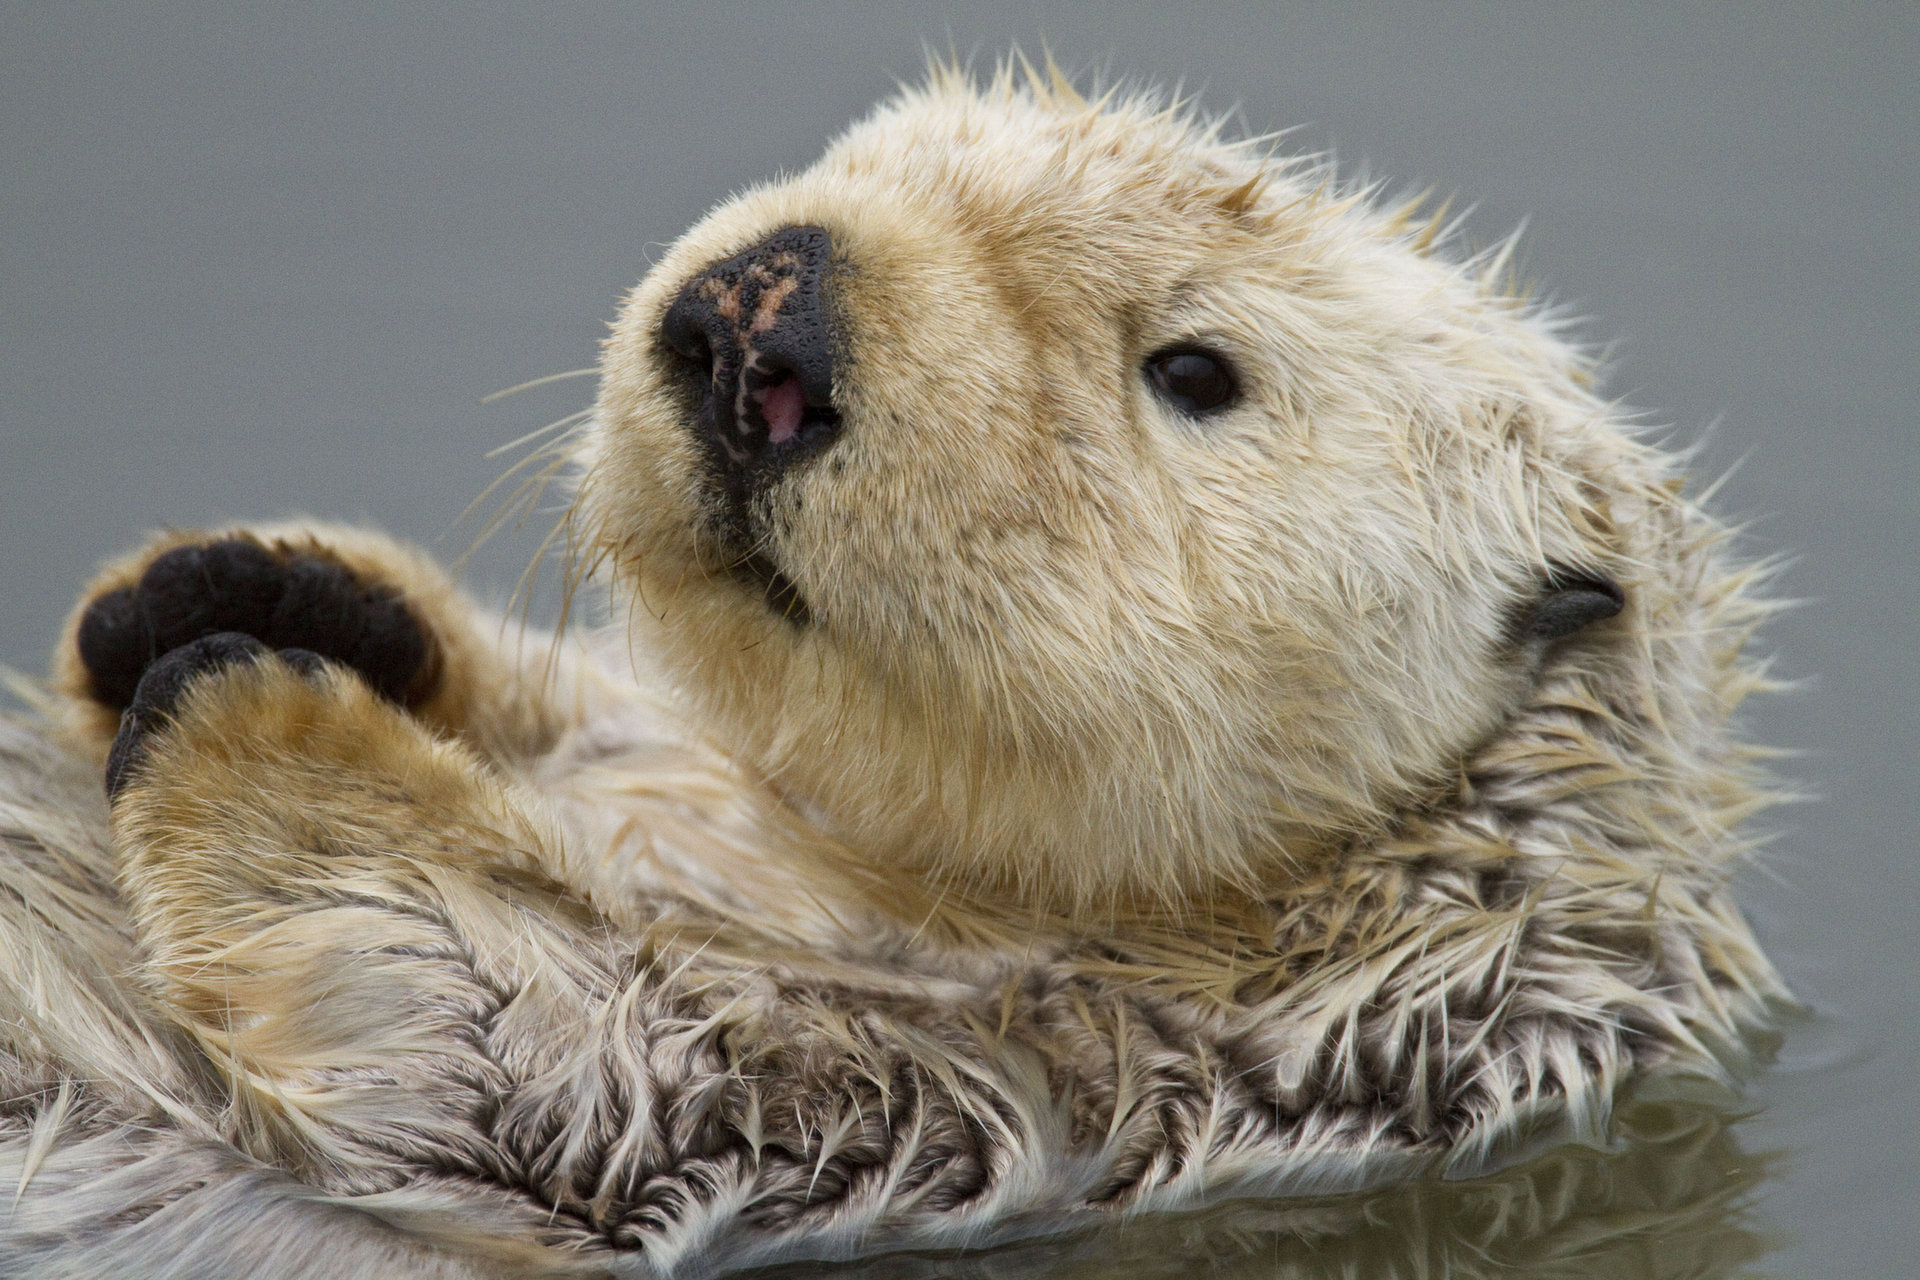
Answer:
[763, 1090, 1775, 1280]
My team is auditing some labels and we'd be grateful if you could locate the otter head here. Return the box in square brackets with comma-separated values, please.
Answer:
[584, 67, 1632, 916]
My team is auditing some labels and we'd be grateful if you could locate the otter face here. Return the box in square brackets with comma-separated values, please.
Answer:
[586, 71, 1627, 914]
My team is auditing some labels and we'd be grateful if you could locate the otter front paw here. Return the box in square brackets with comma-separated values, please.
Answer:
[76, 536, 439, 717]
[102, 632, 329, 798]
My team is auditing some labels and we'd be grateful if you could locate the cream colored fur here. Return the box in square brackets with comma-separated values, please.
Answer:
[0, 65, 1786, 1277]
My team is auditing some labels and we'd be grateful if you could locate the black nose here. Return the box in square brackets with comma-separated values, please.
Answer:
[660, 225, 842, 476]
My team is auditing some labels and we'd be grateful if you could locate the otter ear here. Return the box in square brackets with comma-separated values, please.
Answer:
[1524, 565, 1625, 641]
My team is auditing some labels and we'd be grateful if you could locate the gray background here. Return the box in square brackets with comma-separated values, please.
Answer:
[3, 3, 1913, 1275]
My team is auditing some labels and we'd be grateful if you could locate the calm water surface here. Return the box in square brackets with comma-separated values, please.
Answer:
[766, 1091, 1779, 1279]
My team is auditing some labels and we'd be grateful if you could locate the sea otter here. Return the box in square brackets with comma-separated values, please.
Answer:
[0, 63, 1785, 1277]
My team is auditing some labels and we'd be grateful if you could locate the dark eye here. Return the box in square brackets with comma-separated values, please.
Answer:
[1144, 347, 1238, 416]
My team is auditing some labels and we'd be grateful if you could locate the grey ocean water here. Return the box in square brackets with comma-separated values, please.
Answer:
[3, 3, 1914, 1276]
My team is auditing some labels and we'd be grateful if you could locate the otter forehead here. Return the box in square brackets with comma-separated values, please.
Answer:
[826, 85, 1263, 238]
[650, 86, 1286, 335]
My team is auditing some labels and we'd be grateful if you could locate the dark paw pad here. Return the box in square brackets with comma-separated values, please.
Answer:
[77, 538, 436, 715]
[105, 632, 270, 798]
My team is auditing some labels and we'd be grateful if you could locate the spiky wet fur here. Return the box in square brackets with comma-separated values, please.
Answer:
[1, 63, 1786, 1277]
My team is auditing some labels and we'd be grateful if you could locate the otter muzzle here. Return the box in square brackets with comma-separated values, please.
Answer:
[660, 224, 842, 478]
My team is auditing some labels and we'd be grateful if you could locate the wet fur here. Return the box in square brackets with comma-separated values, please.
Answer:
[1, 64, 1785, 1276]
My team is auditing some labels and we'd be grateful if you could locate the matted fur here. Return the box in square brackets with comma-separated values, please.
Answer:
[1, 64, 1786, 1278]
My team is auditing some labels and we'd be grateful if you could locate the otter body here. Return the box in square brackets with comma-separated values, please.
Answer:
[0, 67, 1784, 1277]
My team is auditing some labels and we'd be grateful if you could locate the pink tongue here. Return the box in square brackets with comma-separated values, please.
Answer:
[754, 375, 805, 445]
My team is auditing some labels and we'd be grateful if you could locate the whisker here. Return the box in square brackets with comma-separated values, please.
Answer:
[486, 408, 593, 460]
[453, 442, 580, 578]
[505, 470, 584, 624]
[480, 367, 599, 405]
[454, 405, 594, 574]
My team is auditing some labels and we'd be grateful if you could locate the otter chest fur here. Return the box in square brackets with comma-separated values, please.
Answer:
[0, 63, 1784, 1279]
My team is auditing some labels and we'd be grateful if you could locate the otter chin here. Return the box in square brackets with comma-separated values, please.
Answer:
[585, 68, 1642, 917]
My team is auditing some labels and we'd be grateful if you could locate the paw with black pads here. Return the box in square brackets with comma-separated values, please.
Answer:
[104, 633, 318, 798]
[77, 537, 438, 716]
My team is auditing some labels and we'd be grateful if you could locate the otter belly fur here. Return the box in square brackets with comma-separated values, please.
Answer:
[0, 64, 1786, 1278]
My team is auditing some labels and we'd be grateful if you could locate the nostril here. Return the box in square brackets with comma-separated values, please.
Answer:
[660, 299, 716, 372]
[659, 307, 722, 436]
[675, 334, 713, 372]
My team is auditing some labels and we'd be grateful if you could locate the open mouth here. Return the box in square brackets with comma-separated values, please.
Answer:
[742, 370, 841, 457]
[732, 551, 811, 625]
